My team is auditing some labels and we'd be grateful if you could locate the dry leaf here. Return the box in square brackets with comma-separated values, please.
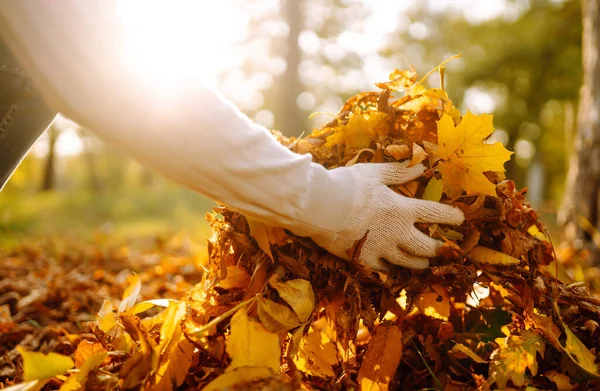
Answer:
[74, 340, 107, 367]
[248, 218, 275, 261]
[226, 309, 281, 371]
[294, 328, 338, 378]
[422, 178, 443, 202]
[435, 111, 513, 198]
[560, 325, 599, 376]
[203, 367, 280, 391]
[449, 344, 487, 363]
[415, 285, 451, 320]
[469, 245, 520, 265]
[269, 278, 315, 323]
[407, 143, 428, 168]
[17, 346, 74, 382]
[118, 273, 141, 313]
[216, 265, 252, 290]
[257, 296, 301, 334]
[488, 330, 546, 389]
[60, 349, 108, 391]
[385, 144, 411, 160]
[357, 324, 402, 390]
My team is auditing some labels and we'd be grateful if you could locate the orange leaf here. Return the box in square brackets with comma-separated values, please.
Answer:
[357, 324, 402, 390]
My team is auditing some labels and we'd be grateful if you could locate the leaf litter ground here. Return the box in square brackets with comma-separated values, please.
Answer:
[3, 62, 600, 390]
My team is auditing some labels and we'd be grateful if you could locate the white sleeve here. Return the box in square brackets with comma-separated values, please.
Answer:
[0, 0, 354, 238]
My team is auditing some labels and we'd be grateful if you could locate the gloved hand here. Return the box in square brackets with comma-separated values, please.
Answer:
[297, 162, 465, 270]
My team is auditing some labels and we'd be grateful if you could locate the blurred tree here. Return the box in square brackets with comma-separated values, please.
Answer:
[276, 0, 303, 136]
[559, 0, 600, 263]
[381, 0, 581, 202]
[40, 124, 58, 191]
[78, 128, 102, 192]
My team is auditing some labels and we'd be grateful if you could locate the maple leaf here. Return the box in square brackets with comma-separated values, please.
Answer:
[294, 328, 338, 378]
[435, 111, 513, 198]
[324, 112, 389, 150]
[489, 330, 546, 389]
[357, 324, 403, 391]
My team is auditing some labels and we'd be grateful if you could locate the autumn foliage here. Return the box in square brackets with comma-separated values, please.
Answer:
[2, 63, 600, 390]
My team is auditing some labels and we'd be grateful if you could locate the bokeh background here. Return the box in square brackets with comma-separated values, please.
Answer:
[0, 0, 581, 245]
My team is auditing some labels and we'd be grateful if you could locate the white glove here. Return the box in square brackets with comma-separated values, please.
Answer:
[293, 162, 465, 270]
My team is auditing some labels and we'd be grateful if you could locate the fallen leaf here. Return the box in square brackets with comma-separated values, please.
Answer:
[560, 325, 599, 377]
[357, 324, 402, 390]
[325, 112, 389, 150]
[17, 346, 74, 382]
[257, 296, 301, 334]
[97, 300, 117, 333]
[60, 349, 108, 391]
[203, 367, 280, 391]
[488, 330, 546, 389]
[385, 145, 411, 161]
[74, 340, 107, 367]
[435, 111, 513, 198]
[227, 309, 281, 371]
[449, 344, 487, 363]
[294, 328, 338, 378]
[415, 285, 451, 320]
[217, 265, 252, 290]
[118, 273, 141, 313]
[248, 218, 275, 261]
[422, 178, 443, 202]
[408, 143, 428, 168]
[0, 381, 41, 391]
[469, 245, 520, 265]
[269, 278, 315, 323]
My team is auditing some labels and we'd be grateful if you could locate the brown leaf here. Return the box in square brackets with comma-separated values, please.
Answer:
[385, 145, 410, 161]
[357, 324, 402, 390]
[257, 296, 301, 334]
[74, 341, 107, 368]
[407, 143, 428, 168]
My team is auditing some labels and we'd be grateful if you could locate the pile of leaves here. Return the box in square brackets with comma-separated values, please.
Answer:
[3, 63, 600, 390]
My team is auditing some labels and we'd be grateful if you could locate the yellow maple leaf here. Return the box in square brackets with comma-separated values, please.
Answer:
[324, 112, 389, 150]
[435, 111, 513, 198]
[488, 330, 546, 389]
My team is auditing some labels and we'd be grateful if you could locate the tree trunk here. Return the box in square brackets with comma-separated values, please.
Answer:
[277, 0, 302, 136]
[559, 0, 600, 263]
[78, 128, 102, 192]
[41, 124, 58, 191]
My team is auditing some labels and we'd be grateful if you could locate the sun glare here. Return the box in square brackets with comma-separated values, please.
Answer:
[117, 0, 247, 91]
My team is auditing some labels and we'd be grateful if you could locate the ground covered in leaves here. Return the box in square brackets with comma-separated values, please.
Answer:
[3, 62, 600, 390]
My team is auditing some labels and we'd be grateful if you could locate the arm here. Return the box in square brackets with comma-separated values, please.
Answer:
[0, 0, 464, 270]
